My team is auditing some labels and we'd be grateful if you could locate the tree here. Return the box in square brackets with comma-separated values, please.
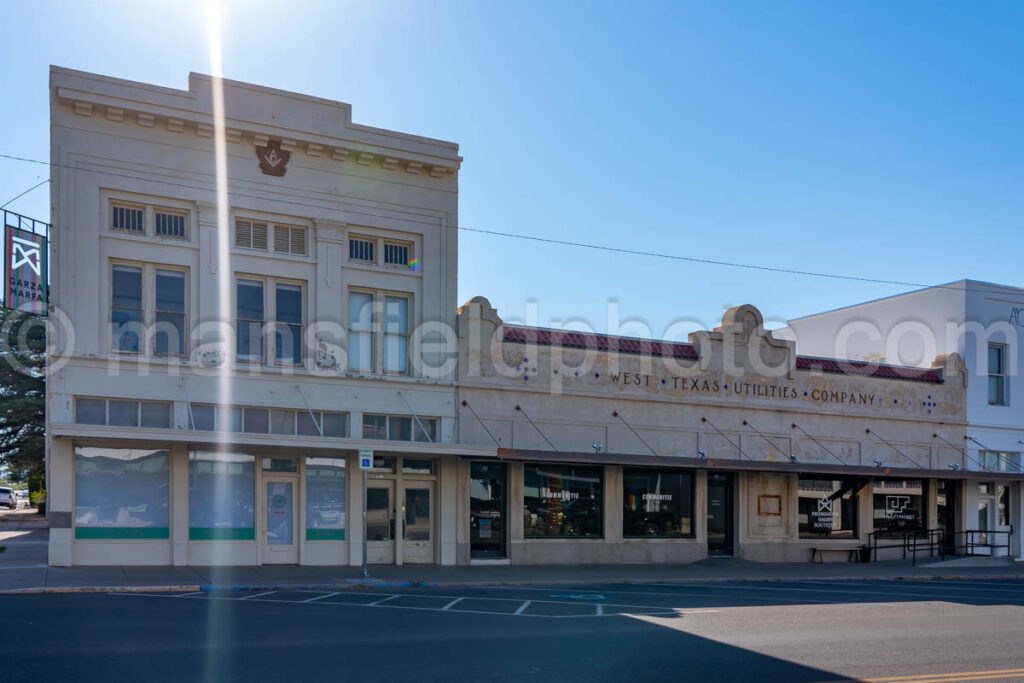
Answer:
[0, 309, 46, 485]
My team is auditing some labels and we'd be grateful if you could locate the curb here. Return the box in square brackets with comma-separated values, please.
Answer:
[1, 585, 200, 595]
[2, 572, 1023, 595]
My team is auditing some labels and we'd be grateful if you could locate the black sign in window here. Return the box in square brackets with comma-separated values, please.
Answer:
[623, 468, 694, 538]
[798, 476, 858, 539]
[872, 479, 926, 534]
[523, 465, 602, 538]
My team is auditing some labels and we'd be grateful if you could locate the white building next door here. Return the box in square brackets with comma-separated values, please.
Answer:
[402, 483, 434, 564]
[367, 482, 396, 564]
[263, 478, 298, 564]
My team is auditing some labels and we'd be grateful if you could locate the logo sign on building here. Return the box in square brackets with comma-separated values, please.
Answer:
[4, 225, 47, 314]
[811, 497, 834, 531]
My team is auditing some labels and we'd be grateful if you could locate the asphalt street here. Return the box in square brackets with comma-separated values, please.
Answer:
[3, 579, 1024, 682]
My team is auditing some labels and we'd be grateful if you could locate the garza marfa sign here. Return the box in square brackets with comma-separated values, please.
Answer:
[5, 225, 48, 313]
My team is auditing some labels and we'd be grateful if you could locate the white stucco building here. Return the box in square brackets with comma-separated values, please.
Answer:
[46, 68, 1017, 568]
[787, 280, 1024, 558]
[47, 66, 491, 567]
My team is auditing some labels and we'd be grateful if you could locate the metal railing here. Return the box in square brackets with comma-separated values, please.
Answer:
[953, 529, 1013, 557]
[867, 528, 946, 566]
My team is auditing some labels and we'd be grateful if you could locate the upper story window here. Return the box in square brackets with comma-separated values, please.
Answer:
[347, 290, 411, 374]
[273, 224, 308, 256]
[383, 241, 410, 266]
[988, 343, 1007, 406]
[110, 200, 188, 240]
[235, 277, 306, 365]
[349, 236, 375, 263]
[363, 414, 437, 442]
[75, 397, 172, 429]
[111, 262, 188, 356]
[235, 219, 269, 251]
[980, 450, 1021, 473]
[189, 403, 347, 437]
[155, 210, 187, 239]
[112, 203, 144, 233]
[235, 217, 308, 256]
[347, 234, 416, 271]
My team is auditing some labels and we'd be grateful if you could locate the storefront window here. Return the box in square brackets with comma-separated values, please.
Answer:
[305, 457, 345, 541]
[622, 468, 693, 538]
[74, 447, 169, 539]
[523, 465, 602, 538]
[798, 477, 858, 539]
[188, 451, 255, 540]
[872, 479, 926, 534]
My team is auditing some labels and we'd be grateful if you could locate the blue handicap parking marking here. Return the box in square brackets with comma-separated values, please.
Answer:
[549, 594, 606, 601]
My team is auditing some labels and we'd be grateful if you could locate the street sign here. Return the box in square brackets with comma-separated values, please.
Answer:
[358, 448, 373, 470]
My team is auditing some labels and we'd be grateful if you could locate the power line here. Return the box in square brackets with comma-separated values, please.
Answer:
[0, 178, 49, 210]
[1, 151, 1019, 298]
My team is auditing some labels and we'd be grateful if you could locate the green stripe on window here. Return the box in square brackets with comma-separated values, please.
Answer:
[75, 527, 170, 540]
[305, 528, 345, 541]
[189, 528, 256, 541]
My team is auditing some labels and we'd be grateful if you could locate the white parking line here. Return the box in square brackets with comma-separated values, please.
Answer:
[239, 591, 277, 600]
[108, 591, 723, 619]
[368, 594, 399, 606]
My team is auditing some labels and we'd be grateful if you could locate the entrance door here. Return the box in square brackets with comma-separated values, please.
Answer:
[367, 482, 395, 564]
[263, 478, 298, 564]
[402, 483, 434, 564]
[706, 473, 734, 556]
[470, 462, 507, 559]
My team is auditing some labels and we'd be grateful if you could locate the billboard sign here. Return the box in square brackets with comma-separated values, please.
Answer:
[5, 225, 47, 314]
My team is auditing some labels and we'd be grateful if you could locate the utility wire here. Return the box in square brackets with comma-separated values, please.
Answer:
[0, 178, 48, 210]
[2, 151, 1020, 297]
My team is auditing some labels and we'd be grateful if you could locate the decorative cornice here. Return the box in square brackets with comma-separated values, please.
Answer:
[57, 86, 459, 180]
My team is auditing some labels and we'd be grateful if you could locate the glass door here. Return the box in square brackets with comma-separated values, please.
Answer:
[402, 483, 433, 564]
[366, 482, 395, 564]
[262, 478, 297, 564]
[706, 473, 734, 556]
[470, 462, 507, 559]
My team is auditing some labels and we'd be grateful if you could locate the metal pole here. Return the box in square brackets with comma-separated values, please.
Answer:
[362, 469, 369, 579]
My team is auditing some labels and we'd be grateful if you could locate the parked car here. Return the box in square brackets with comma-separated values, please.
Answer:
[16, 491, 29, 508]
[0, 487, 16, 510]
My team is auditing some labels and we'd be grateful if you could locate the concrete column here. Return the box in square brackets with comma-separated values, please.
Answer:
[694, 470, 708, 546]
[313, 221, 345, 372]
[604, 466, 623, 542]
[348, 451, 363, 567]
[171, 444, 189, 566]
[438, 454, 458, 565]
[47, 438, 74, 566]
[508, 461, 524, 562]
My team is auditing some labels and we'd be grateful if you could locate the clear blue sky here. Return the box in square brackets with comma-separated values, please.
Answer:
[2, 1, 1021, 339]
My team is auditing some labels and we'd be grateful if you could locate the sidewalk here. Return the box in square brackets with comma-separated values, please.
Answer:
[2, 517, 1022, 594]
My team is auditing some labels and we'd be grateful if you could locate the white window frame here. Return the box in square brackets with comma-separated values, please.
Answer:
[346, 232, 417, 271]
[346, 289, 412, 375]
[234, 215, 310, 258]
[234, 275, 307, 366]
[109, 260, 190, 357]
[108, 198, 191, 241]
[988, 342, 1008, 406]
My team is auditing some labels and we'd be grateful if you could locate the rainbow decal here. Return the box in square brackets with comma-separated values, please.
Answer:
[409, 258, 421, 271]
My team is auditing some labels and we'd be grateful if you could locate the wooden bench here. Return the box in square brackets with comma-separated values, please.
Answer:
[810, 546, 862, 563]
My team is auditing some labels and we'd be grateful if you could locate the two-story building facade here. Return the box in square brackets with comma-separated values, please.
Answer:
[46, 66, 491, 567]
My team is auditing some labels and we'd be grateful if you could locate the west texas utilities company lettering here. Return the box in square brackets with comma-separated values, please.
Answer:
[609, 372, 880, 406]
